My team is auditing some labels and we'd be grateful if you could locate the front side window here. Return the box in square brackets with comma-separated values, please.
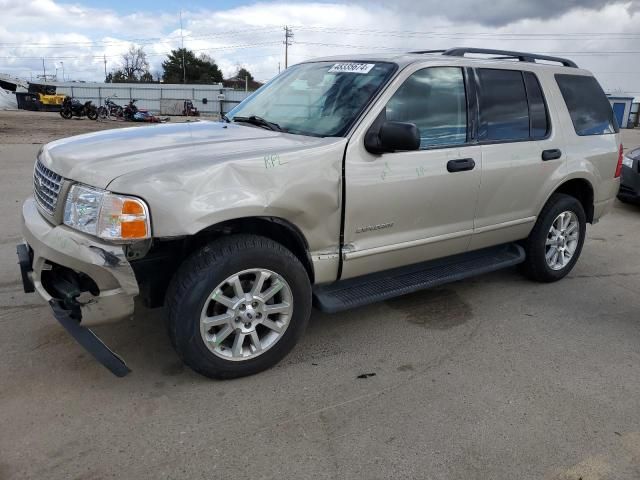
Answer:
[228, 61, 396, 137]
[555, 74, 618, 136]
[385, 67, 467, 148]
[477, 68, 530, 141]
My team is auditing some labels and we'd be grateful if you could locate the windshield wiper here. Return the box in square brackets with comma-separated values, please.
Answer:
[232, 115, 284, 132]
[221, 114, 231, 123]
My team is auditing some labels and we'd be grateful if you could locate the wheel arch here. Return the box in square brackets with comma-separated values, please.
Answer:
[192, 216, 315, 283]
[548, 177, 595, 223]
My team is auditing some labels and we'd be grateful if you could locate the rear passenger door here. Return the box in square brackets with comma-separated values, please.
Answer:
[470, 68, 566, 250]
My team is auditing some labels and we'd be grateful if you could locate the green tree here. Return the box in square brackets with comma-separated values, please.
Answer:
[235, 67, 254, 82]
[111, 69, 128, 83]
[139, 71, 154, 83]
[162, 49, 223, 84]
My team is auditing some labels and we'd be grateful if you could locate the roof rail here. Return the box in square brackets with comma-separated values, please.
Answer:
[407, 49, 447, 54]
[441, 47, 578, 68]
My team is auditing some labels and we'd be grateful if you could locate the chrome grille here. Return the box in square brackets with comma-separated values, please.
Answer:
[33, 159, 63, 215]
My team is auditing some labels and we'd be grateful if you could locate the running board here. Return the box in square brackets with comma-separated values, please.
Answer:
[313, 243, 525, 313]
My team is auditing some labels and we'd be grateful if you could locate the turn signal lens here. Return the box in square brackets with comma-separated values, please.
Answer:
[98, 194, 150, 241]
[64, 184, 151, 242]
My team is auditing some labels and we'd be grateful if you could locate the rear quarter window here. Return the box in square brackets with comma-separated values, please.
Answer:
[555, 74, 619, 136]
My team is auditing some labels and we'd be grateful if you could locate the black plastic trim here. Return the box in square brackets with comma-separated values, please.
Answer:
[313, 243, 525, 313]
[16, 243, 34, 293]
[49, 299, 131, 377]
[442, 48, 578, 68]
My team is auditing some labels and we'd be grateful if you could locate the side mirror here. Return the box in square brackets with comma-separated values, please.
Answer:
[365, 120, 420, 154]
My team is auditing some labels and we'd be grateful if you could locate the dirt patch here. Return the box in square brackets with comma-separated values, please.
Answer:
[385, 288, 472, 329]
[0, 110, 203, 144]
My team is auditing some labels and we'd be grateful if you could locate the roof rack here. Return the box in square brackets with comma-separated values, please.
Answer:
[441, 48, 578, 68]
[407, 49, 447, 54]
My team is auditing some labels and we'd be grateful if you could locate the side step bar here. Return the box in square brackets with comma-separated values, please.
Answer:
[313, 243, 525, 313]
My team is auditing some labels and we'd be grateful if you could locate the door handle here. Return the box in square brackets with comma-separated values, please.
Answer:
[542, 149, 562, 161]
[447, 158, 476, 173]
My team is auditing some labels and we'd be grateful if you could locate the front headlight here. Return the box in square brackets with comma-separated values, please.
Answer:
[622, 155, 634, 169]
[63, 184, 150, 241]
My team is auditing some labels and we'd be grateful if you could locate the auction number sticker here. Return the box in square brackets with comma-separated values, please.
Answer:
[328, 63, 376, 74]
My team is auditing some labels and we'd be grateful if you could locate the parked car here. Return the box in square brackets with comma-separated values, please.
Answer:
[618, 147, 640, 203]
[17, 48, 622, 379]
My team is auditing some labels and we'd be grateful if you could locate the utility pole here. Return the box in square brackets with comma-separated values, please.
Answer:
[104, 55, 108, 82]
[180, 10, 186, 83]
[283, 26, 293, 69]
[60, 61, 64, 82]
[245, 75, 248, 92]
[42, 58, 46, 84]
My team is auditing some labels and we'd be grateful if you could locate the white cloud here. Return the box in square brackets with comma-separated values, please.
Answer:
[0, 0, 638, 98]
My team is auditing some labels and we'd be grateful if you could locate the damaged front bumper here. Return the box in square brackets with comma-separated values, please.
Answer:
[18, 197, 139, 376]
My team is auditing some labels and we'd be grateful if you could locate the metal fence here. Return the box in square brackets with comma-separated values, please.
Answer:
[53, 82, 252, 116]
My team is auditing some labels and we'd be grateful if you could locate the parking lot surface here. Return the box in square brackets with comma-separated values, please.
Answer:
[1, 115, 640, 479]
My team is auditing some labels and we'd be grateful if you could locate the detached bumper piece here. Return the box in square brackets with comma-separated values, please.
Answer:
[17, 241, 131, 377]
[49, 299, 131, 377]
[16, 244, 35, 293]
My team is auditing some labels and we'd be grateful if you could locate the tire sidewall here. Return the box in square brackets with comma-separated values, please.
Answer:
[533, 195, 587, 281]
[173, 242, 311, 378]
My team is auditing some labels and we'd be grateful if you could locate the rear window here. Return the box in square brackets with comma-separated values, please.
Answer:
[555, 74, 619, 136]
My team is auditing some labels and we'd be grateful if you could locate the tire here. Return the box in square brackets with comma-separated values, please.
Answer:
[97, 106, 107, 120]
[87, 108, 98, 121]
[165, 234, 312, 379]
[521, 193, 587, 282]
[60, 108, 72, 120]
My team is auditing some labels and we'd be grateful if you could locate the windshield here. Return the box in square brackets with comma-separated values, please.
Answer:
[227, 61, 397, 137]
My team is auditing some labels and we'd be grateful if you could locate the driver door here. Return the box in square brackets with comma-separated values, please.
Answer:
[341, 66, 481, 279]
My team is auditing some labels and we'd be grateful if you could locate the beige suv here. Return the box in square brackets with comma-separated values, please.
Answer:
[17, 48, 622, 378]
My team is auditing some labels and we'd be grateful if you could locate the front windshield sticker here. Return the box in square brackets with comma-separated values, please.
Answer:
[328, 63, 376, 74]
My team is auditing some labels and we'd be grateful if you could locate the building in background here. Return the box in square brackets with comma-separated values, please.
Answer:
[607, 94, 635, 129]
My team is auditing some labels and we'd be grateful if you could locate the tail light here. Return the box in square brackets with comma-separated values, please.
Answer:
[615, 144, 623, 178]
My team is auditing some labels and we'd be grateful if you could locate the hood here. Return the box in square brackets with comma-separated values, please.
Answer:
[40, 121, 336, 189]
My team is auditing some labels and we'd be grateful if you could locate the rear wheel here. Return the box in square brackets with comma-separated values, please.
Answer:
[87, 109, 98, 120]
[165, 235, 312, 379]
[521, 193, 586, 282]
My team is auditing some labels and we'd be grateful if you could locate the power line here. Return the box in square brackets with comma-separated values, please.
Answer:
[0, 27, 280, 48]
[0, 42, 283, 60]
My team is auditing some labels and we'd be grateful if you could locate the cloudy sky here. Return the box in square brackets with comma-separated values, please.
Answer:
[0, 0, 638, 96]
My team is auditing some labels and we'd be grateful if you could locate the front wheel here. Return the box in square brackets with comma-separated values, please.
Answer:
[521, 193, 586, 282]
[87, 108, 98, 120]
[165, 235, 312, 379]
[60, 108, 72, 119]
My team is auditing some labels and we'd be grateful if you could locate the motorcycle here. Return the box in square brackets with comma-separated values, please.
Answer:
[123, 99, 140, 121]
[97, 97, 123, 120]
[183, 99, 200, 117]
[60, 96, 98, 120]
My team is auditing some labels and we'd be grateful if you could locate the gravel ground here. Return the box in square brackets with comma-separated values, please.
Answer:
[1, 113, 640, 480]
[0, 110, 208, 144]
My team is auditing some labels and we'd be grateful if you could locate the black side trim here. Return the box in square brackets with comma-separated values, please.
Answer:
[313, 244, 525, 313]
[50, 300, 131, 377]
[336, 140, 349, 281]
